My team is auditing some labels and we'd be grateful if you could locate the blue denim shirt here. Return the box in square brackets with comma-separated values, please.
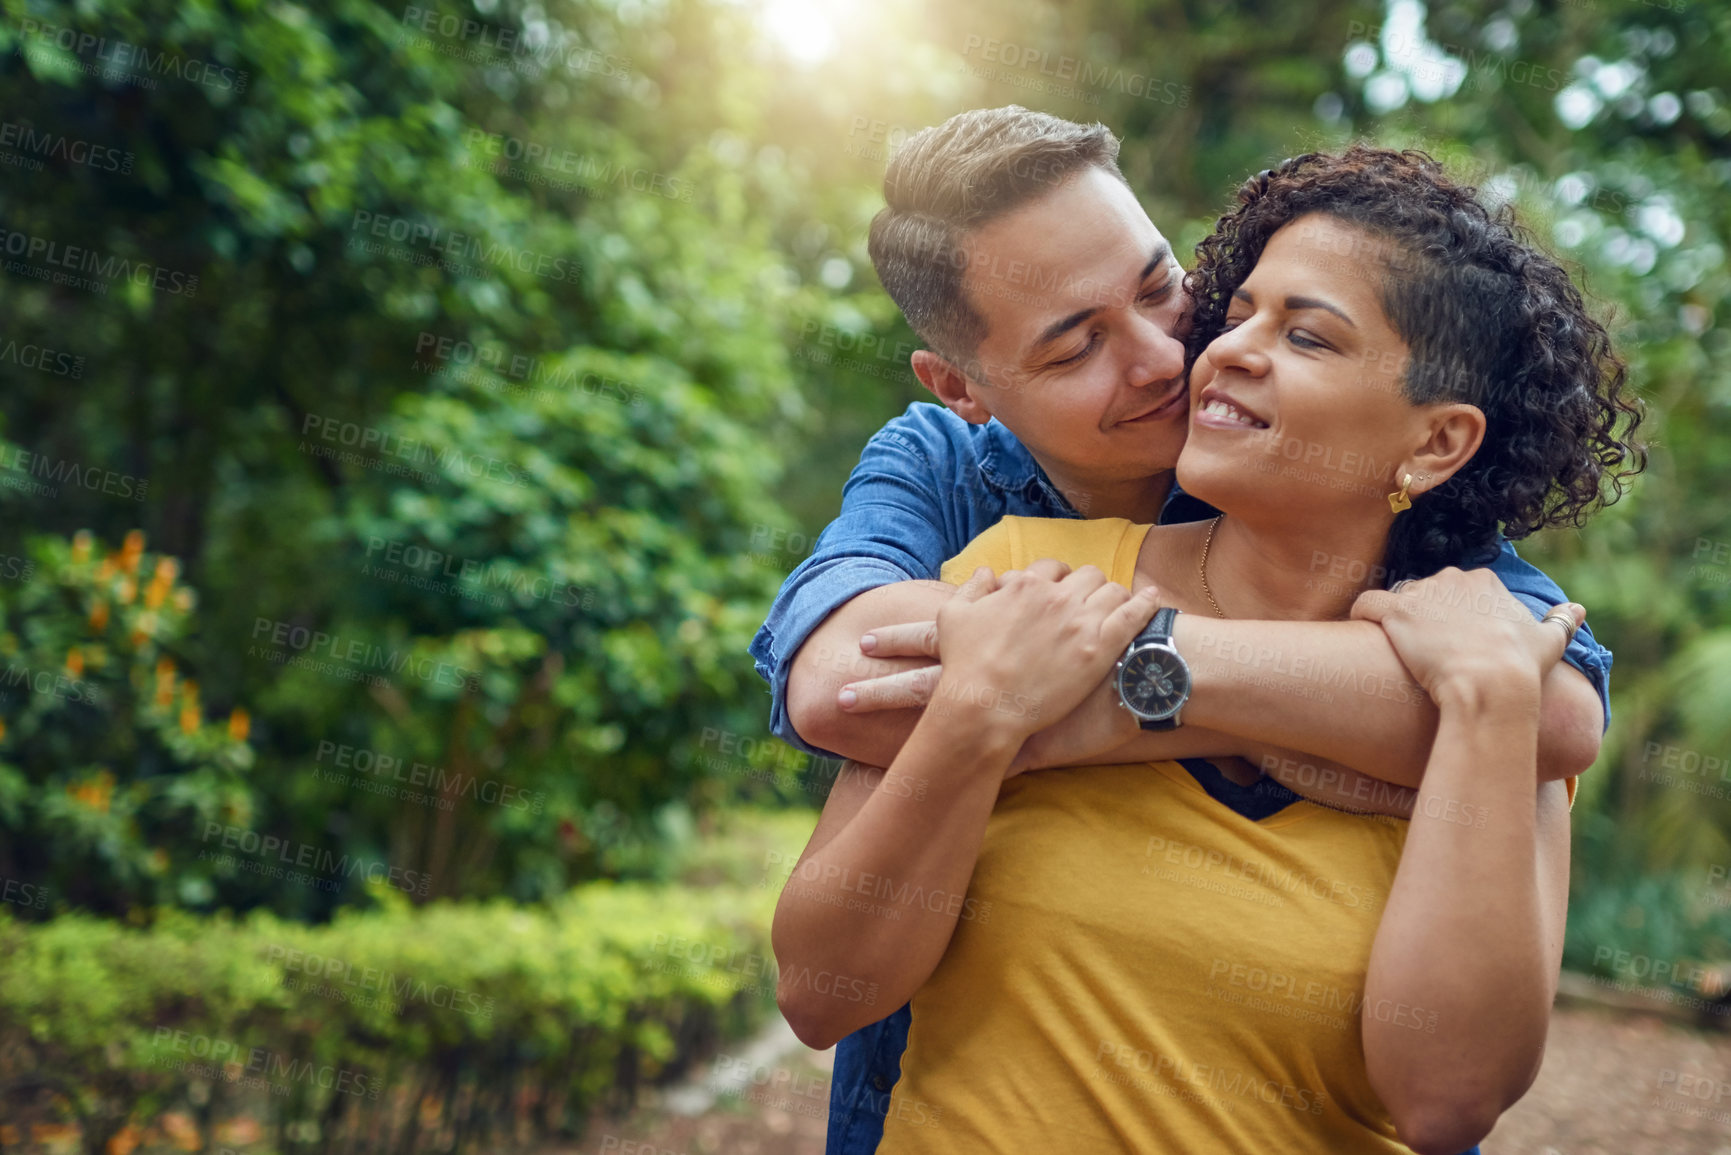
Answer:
[750, 401, 1607, 1155]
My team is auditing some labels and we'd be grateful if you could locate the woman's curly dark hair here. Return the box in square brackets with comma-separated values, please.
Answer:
[1184, 144, 1646, 581]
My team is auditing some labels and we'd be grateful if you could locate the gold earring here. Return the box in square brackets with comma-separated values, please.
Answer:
[1387, 473, 1413, 514]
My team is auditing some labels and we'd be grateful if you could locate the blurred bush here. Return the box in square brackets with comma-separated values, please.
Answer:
[0, 810, 803, 1153]
[0, 530, 255, 915]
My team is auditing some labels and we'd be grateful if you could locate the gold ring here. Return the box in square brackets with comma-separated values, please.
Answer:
[1540, 609, 1577, 643]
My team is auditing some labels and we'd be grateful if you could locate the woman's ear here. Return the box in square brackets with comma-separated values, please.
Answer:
[912, 350, 995, 425]
[1406, 403, 1487, 496]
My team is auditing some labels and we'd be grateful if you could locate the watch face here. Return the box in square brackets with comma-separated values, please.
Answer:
[1119, 646, 1189, 720]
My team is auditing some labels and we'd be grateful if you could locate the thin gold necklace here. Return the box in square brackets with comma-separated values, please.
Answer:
[1198, 515, 1226, 619]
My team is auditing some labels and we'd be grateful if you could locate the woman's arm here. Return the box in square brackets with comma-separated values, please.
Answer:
[1352, 571, 1580, 1154]
[772, 564, 1158, 1049]
[770, 727, 1013, 1050]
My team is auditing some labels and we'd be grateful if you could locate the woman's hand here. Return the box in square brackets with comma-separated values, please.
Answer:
[1349, 568, 1584, 709]
[930, 560, 1159, 748]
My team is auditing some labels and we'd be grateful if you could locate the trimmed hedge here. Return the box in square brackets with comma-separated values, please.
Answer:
[0, 814, 808, 1154]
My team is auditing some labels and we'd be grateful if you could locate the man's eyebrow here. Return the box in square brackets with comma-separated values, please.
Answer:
[1229, 288, 1356, 328]
[1029, 241, 1175, 353]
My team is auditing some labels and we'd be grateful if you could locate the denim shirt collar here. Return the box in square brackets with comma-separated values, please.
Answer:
[977, 416, 1218, 525]
[977, 418, 1084, 518]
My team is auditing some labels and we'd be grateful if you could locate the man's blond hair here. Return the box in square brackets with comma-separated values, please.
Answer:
[867, 105, 1126, 366]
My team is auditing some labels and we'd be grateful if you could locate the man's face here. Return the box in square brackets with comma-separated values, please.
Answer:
[955, 166, 1191, 484]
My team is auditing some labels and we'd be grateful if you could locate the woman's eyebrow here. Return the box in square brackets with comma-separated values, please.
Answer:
[1286, 294, 1356, 327]
[1229, 287, 1356, 328]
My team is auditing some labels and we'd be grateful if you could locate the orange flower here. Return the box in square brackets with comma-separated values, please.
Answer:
[68, 770, 114, 813]
[117, 577, 137, 604]
[120, 530, 145, 573]
[227, 707, 251, 742]
[65, 647, 83, 677]
[179, 705, 199, 734]
[105, 1123, 141, 1155]
[0, 718, 8, 742]
[88, 601, 110, 631]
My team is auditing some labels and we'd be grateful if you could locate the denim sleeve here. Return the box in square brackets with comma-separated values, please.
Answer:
[1482, 539, 1613, 730]
[749, 425, 962, 757]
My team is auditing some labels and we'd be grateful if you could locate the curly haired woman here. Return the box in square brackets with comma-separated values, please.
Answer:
[773, 146, 1643, 1154]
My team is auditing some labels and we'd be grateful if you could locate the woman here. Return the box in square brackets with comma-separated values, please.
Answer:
[771, 147, 1642, 1152]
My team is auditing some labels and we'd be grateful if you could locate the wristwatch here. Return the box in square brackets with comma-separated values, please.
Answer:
[1114, 607, 1191, 730]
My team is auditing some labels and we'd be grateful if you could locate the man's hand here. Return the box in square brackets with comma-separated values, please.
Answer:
[930, 561, 1160, 755]
[841, 600, 1144, 776]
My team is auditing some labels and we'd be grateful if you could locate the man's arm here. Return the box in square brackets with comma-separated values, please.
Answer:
[750, 406, 974, 758]
[793, 584, 1603, 787]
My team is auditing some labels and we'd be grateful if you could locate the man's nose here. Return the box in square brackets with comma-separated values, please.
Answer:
[1124, 311, 1188, 388]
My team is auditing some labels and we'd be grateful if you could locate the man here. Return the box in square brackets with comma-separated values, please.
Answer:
[749, 106, 1609, 1155]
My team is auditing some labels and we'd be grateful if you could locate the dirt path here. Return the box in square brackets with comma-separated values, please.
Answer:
[1485, 1005, 1731, 1154]
[573, 1005, 1731, 1155]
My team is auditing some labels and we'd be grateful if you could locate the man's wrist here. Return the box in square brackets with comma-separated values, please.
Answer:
[1431, 667, 1542, 719]
[922, 672, 1036, 745]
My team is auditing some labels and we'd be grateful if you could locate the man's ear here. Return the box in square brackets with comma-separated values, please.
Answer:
[1405, 403, 1487, 496]
[911, 350, 994, 425]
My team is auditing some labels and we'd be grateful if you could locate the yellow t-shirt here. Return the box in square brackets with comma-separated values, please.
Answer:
[879, 516, 1420, 1154]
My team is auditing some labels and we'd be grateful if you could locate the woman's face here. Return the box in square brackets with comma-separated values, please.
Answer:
[1176, 213, 1443, 528]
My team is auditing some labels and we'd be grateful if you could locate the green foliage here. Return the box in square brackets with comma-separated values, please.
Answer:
[0, 530, 254, 915]
[0, 864, 782, 1151]
[0, 0, 871, 911]
[1563, 870, 1731, 1021]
